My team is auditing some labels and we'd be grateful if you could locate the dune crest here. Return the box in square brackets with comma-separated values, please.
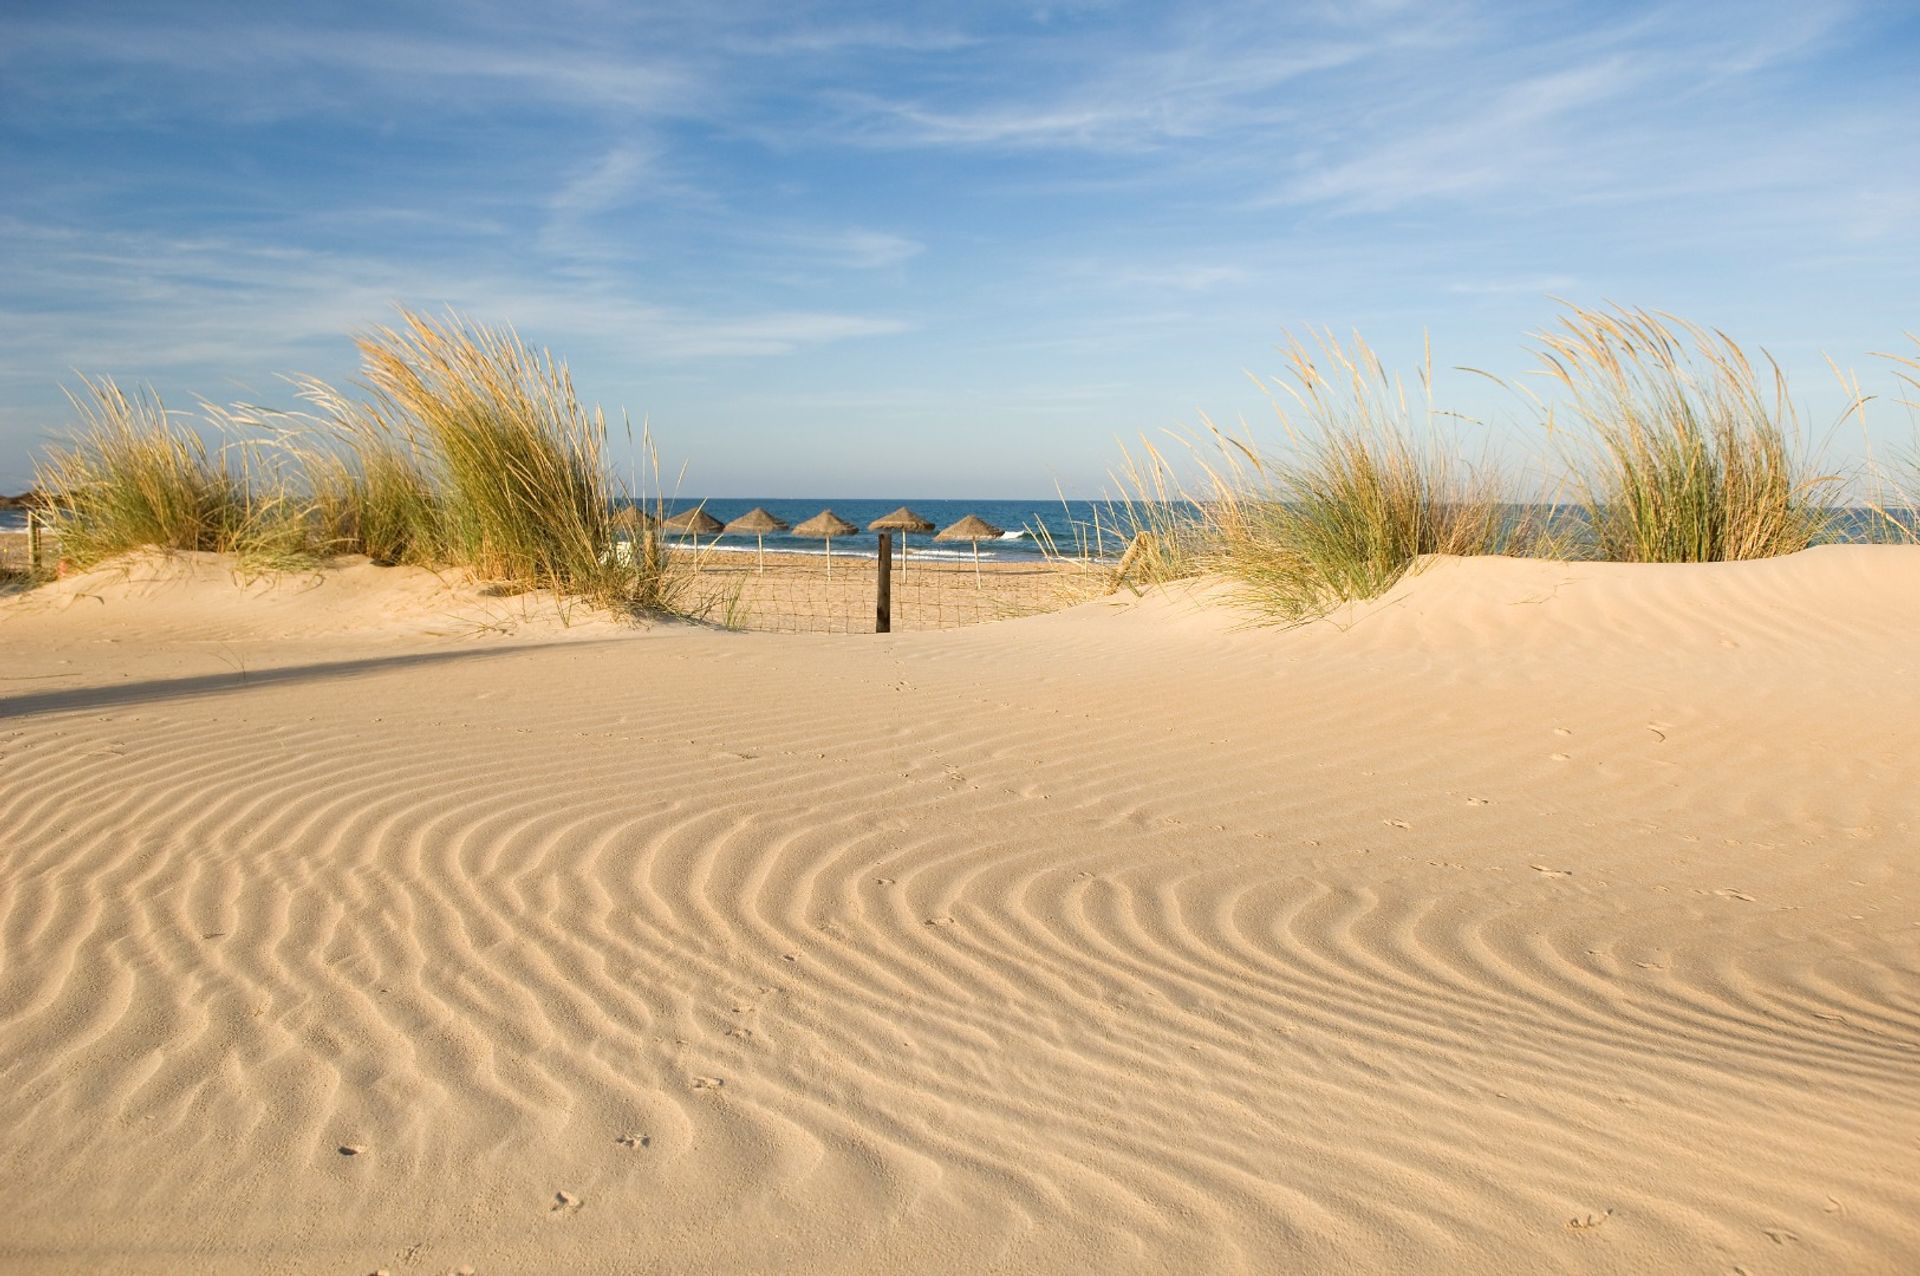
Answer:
[2, 547, 1917, 1274]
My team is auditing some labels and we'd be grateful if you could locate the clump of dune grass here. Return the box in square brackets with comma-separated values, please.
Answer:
[34, 377, 268, 568]
[32, 313, 689, 616]
[1529, 305, 1837, 562]
[1201, 332, 1536, 621]
[349, 313, 618, 588]
[285, 379, 446, 565]
[1026, 448, 1209, 606]
[1863, 334, 1920, 543]
[300, 311, 686, 611]
[1102, 439, 1211, 587]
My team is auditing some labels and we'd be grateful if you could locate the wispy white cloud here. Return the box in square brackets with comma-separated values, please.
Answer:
[1448, 275, 1579, 296]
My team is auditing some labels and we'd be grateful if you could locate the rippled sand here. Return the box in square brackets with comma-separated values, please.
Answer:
[2, 547, 1917, 1274]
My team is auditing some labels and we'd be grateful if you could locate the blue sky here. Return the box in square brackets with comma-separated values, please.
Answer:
[3, 0, 1917, 495]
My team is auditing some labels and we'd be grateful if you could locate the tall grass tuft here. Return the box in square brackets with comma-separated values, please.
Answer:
[289, 379, 446, 565]
[351, 313, 618, 589]
[1532, 305, 1836, 562]
[1202, 332, 1530, 621]
[1865, 334, 1920, 543]
[32, 313, 688, 615]
[35, 378, 255, 567]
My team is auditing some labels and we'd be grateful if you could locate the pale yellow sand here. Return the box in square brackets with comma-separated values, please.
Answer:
[1, 546, 1916, 1274]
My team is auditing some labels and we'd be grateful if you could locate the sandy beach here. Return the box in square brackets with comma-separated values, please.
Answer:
[0, 546, 1915, 1273]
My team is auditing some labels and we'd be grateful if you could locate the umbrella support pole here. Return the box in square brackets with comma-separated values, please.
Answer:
[875, 532, 892, 633]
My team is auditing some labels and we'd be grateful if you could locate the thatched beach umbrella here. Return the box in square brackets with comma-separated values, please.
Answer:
[869, 505, 935, 575]
[725, 506, 789, 573]
[935, 513, 1005, 586]
[792, 509, 858, 580]
[663, 507, 721, 538]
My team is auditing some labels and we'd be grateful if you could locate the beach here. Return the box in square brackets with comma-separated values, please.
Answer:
[2, 546, 1917, 1273]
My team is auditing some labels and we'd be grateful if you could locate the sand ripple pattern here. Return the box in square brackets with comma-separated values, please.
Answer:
[2, 549, 1918, 1273]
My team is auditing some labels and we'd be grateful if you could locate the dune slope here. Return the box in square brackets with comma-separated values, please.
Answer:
[1, 546, 1917, 1274]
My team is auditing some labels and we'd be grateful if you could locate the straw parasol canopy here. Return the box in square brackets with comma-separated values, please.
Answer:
[724, 506, 789, 573]
[793, 509, 859, 580]
[610, 506, 655, 531]
[662, 507, 722, 536]
[868, 505, 935, 574]
[661, 507, 722, 555]
[936, 513, 1005, 586]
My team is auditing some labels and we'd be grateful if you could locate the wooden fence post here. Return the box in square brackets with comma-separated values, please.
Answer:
[875, 531, 892, 633]
[26, 508, 42, 575]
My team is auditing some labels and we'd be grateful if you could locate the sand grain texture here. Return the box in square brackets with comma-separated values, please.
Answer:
[1, 547, 1917, 1274]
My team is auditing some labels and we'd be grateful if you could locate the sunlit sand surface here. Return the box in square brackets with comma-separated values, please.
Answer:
[2, 547, 1917, 1274]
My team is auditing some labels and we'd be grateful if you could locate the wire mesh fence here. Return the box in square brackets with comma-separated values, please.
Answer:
[663, 538, 1112, 633]
[0, 523, 48, 578]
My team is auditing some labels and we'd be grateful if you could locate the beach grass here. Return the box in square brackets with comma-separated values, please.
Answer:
[1530, 305, 1839, 562]
[33, 314, 686, 613]
[1194, 332, 1537, 620]
[1865, 333, 1920, 543]
[33, 377, 282, 569]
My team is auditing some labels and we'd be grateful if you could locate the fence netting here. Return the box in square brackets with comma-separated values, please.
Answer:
[663, 540, 1111, 633]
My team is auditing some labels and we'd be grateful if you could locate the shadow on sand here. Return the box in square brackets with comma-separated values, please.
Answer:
[0, 642, 622, 718]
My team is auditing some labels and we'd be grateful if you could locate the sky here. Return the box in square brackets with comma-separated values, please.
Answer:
[3, 0, 1918, 496]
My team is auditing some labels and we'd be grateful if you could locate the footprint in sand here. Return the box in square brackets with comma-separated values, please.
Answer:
[1530, 864, 1574, 877]
[1465, 797, 1491, 806]
[338, 1144, 365, 1157]
[691, 1075, 725, 1091]
[925, 916, 956, 927]
[1567, 1208, 1613, 1231]
[616, 1133, 650, 1149]
[1714, 887, 1756, 902]
[1554, 727, 1574, 737]
[1550, 753, 1572, 762]
[1383, 819, 1411, 830]
[551, 1190, 583, 1215]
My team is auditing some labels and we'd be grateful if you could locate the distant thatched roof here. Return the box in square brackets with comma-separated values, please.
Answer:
[793, 509, 858, 538]
[662, 508, 723, 534]
[724, 506, 789, 535]
[610, 506, 655, 530]
[868, 505, 934, 533]
[935, 513, 1005, 542]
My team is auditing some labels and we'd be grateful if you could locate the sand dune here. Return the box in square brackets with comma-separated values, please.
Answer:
[2, 547, 1917, 1274]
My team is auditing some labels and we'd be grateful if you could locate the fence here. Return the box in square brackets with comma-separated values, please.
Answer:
[661, 531, 1113, 633]
[0, 511, 48, 579]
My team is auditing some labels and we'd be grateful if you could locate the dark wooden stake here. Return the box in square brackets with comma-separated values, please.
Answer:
[26, 508, 42, 574]
[875, 531, 892, 633]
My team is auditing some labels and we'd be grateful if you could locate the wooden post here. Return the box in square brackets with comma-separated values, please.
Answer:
[875, 531, 892, 633]
[26, 508, 42, 574]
